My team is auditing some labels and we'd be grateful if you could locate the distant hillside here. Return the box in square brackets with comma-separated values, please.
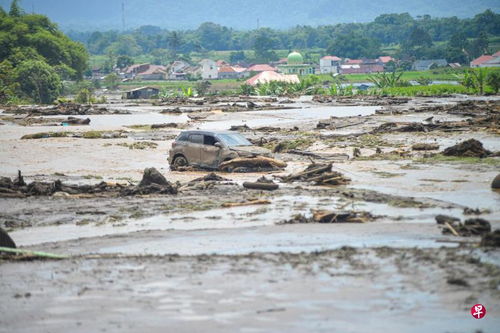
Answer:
[1, 0, 499, 30]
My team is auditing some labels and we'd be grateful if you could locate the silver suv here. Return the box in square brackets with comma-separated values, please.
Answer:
[168, 130, 271, 170]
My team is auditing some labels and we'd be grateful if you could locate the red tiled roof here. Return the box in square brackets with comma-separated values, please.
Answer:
[345, 59, 363, 64]
[340, 64, 384, 74]
[247, 64, 277, 72]
[471, 55, 494, 66]
[322, 56, 341, 61]
[378, 56, 394, 63]
[218, 65, 236, 73]
[137, 65, 167, 75]
[492, 51, 500, 57]
[246, 71, 299, 86]
[232, 65, 247, 73]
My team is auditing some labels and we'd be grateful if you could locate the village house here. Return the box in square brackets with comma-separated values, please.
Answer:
[122, 86, 160, 99]
[471, 51, 500, 68]
[412, 59, 448, 71]
[135, 65, 167, 80]
[166, 60, 191, 80]
[319, 55, 342, 74]
[123, 64, 150, 79]
[218, 65, 240, 79]
[122, 63, 167, 80]
[246, 71, 300, 86]
[339, 59, 384, 74]
[246, 64, 277, 73]
[199, 59, 218, 79]
[277, 52, 315, 75]
[378, 56, 395, 69]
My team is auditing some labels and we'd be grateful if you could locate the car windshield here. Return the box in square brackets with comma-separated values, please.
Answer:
[217, 133, 252, 146]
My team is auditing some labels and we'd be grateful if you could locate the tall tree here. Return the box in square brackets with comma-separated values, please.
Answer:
[9, 0, 23, 17]
[16, 60, 62, 104]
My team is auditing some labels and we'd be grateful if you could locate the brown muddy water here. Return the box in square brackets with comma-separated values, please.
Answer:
[1, 96, 499, 332]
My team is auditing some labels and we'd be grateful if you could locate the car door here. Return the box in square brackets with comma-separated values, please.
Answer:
[185, 134, 203, 165]
[200, 134, 222, 168]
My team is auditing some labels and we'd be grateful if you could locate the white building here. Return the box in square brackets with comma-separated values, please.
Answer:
[320, 56, 342, 74]
[199, 59, 218, 80]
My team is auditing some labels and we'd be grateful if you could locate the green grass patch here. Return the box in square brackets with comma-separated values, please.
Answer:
[21, 132, 69, 139]
[415, 155, 500, 166]
[378, 84, 470, 96]
[270, 138, 315, 152]
[116, 141, 158, 150]
[83, 174, 103, 180]
[126, 124, 153, 130]
[82, 131, 106, 139]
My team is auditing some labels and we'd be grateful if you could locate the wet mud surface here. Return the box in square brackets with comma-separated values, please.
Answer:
[1, 95, 499, 331]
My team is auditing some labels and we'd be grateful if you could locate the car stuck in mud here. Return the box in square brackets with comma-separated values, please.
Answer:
[168, 130, 271, 170]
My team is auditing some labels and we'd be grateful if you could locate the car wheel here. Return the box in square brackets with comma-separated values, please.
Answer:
[171, 155, 188, 170]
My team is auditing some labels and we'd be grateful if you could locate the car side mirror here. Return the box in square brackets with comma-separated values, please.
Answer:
[214, 142, 222, 148]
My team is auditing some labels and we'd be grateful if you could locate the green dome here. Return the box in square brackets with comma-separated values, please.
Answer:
[287, 51, 303, 64]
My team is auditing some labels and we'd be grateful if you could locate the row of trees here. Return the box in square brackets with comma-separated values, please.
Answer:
[69, 10, 500, 64]
[0, 1, 89, 104]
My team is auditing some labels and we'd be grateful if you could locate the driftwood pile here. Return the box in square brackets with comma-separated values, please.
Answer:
[4, 103, 126, 116]
[0, 168, 177, 198]
[219, 156, 287, 173]
[280, 163, 350, 186]
[281, 210, 375, 224]
[436, 215, 491, 237]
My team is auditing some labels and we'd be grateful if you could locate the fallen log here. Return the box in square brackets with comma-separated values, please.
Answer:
[243, 182, 279, 191]
[219, 156, 287, 172]
[221, 199, 271, 207]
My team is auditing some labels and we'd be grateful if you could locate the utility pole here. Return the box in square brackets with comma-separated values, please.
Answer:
[122, 2, 126, 31]
[257, 18, 260, 29]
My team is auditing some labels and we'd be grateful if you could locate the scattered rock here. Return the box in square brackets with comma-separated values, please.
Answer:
[446, 277, 469, 287]
[0, 227, 16, 248]
[0, 169, 177, 198]
[435, 215, 460, 225]
[442, 139, 491, 158]
[243, 176, 279, 191]
[190, 173, 230, 183]
[138, 168, 169, 187]
[480, 230, 500, 247]
[62, 117, 91, 125]
[491, 174, 500, 189]
[160, 107, 181, 114]
[229, 124, 251, 131]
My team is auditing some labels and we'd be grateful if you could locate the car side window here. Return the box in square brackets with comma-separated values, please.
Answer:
[188, 134, 203, 144]
[177, 133, 189, 141]
[203, 135, 218, 146]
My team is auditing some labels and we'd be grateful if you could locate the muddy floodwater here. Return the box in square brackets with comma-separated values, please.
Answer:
[1, 95, 499, 332]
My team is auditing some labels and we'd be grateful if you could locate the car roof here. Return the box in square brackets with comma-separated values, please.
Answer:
[180, 130, 240, 135]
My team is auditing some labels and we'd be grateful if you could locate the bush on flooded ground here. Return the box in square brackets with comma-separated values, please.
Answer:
[374, 84, 470, 96]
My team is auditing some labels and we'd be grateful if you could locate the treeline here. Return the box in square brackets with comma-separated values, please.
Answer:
[0, 1, 88, 104]
[69, 10, 500, 64]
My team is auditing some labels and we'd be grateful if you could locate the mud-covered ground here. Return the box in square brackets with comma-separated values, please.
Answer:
[1, 95, 499, 332]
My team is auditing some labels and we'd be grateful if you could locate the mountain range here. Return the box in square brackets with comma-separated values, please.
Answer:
[1, 0, 498, 31]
